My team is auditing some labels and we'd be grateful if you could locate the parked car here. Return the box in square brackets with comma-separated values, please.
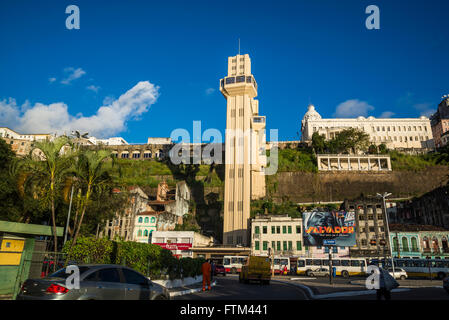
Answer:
[443, 276, 449, 294]
[387, 268, 408, 280]
[17, 264, 170, 300]
[214, 265, 226, 276]
[309, 267, 330, 277]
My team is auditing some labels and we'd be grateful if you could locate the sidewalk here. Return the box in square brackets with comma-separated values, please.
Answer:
[168, 280, 217, 298]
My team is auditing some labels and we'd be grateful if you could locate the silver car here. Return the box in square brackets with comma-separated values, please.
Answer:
[309, 267, 330, 277]
[17, 264, 170, 300]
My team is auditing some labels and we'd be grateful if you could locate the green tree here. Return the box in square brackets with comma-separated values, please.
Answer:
[331, 128, 370, 154]
[311, 132, 326, 154]
[0, 139, 22, 221]
[378, 143, 388, 154]
[18, 136, 73, 255]
[68, 149, 116, 248]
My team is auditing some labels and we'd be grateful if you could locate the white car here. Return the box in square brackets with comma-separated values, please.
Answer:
[387, 268, 408, 280]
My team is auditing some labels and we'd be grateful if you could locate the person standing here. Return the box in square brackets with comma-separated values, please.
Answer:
[202, 260, 212, 291]
[376, 267, 398, 300]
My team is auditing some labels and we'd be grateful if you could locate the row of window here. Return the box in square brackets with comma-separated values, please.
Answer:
[372, 125, 428, 132]
[137, 217, 156, 224]
[254, 240, 302, 251]
[112, 152, 164, 159]
[254, 225, 301, 235]
[371, 135, 429, 142]
[137, 229, 153, 237]
[358, 214, 383, 220]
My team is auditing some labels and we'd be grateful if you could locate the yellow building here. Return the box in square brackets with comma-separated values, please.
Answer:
[220, 54, 266, 246]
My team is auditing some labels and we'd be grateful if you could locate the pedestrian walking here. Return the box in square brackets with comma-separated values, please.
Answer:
[376, 267, 399, 300]
[202, 259, 212, 291]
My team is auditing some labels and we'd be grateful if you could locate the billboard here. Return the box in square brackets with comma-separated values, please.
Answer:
[303, 211, 356, 247]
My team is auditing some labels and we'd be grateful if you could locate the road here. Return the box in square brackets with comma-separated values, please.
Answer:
[175, 274, 449, 300]
[174, 275, 309, 300]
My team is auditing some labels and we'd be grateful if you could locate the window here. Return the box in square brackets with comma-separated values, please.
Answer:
[288, 226, 292, 234]
[138, 230, 142, 237]
[144, 217, 149, 223]
[263, 241, 268, 251]
[282, 226, 287, 234]
[151, 217, 155, 223]
[272, 226, 275, 234]
[402, 237, 409, 252]
[332, 247, 338, 253]
[277, 241, 281, 251]
[351, 260, 361, 267]
[312, 260, 322, 266]
[341, 260, 350, 266]
[98, 268, 122, 283]
[276, 226, 281, 234]
[288, 241, 292, 250]
[283, 241, 287, 250]
[255, 241, 260, 250]
[272, 241, 275, 250]
[138, 217, 143, 223]
[296, 225, 301, 233]
[296, 241, 302, 250]
[225, 77, 235, 84]
[255, 226, 260, 234]
[132, 153, 140, 159]
[122, 268, 147, 285]
[144, 230, 148, 237]
[263, 226, 267, 234]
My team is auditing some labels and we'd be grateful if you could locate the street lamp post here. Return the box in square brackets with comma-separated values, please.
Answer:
[377, 192, 395, 275]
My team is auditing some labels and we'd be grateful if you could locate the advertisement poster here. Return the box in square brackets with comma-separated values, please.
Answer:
[303, 211, 356, 247]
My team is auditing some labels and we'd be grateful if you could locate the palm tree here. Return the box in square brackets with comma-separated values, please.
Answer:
[69, 149, 115, 248]
[18, 136, 73, 257]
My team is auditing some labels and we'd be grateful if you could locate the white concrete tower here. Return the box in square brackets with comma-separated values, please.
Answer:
[220, 54, 266, 246]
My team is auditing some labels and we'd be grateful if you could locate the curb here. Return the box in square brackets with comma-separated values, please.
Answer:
[273, 279, 411, 299]
[169, 281, 217, 298]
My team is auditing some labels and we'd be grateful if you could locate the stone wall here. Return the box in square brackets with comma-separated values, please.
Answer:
[270, 165, 449, 203]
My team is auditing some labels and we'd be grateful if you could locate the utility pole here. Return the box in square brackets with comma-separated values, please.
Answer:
[377, 192, 395, 274]
[328, 247, 333, 284]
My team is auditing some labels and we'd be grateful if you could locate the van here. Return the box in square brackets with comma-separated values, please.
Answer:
[239, 255, 271, 285]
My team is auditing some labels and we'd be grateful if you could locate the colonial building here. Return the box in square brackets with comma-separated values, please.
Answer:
[430, 95, 449, 149]
[0, 127, 53, 157]
[250, 215, 305, 257]
[393, 185, 449, 229]
[344, 198, 391, 258]
[301, 105, 434, 151]
[151, 231, 215, 258]
[220, 53, 267, 246]
[389, 224, 449, 260]
[100, 181, 191, 243]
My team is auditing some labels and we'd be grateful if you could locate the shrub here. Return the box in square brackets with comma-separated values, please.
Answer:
[63, 237, 205, 280]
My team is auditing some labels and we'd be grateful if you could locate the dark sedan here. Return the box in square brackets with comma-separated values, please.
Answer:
[17, 264, 170, 300]
[214, 265, 226, 276]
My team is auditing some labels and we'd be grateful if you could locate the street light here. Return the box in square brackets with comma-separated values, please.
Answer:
[377, 192, 395, 275]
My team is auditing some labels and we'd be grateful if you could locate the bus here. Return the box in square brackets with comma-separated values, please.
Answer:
[296, 257, 367, 278]
[223, 255, 248, 274]
[272, 256, 290, 275]
[370, 258, 449, 279]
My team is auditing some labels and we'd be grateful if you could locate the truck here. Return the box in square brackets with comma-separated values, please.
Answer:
[239, 255, 271, 285]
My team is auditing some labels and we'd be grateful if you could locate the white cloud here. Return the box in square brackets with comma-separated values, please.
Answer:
[48, 77, 57, 83]
[61, 67, 86, 85]
[379, 111, 395, 118]
[205, 88, 215, 95]
[334, 99, 375, 118]
[86, 85, 100, 93]
[0, 81, 160, 138]
[414, 102, 435, 117]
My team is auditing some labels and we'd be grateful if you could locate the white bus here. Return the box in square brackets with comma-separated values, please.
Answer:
[370, 258, 449, 279]
[223, 255, 248, 274]
[297, 258, 367, 277]
[272, 256, 290, 275]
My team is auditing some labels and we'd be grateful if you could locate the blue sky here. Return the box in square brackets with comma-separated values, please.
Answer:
[1, 0, 449, 142]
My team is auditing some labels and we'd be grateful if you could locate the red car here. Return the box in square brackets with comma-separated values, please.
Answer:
[214, 265, 226, 276]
